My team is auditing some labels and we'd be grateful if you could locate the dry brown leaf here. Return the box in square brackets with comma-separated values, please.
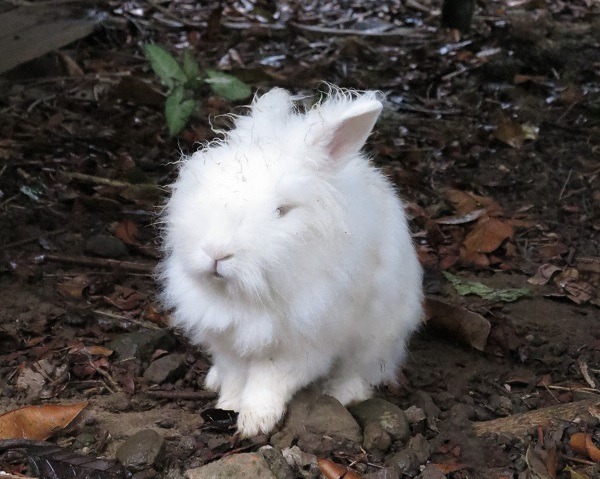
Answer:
[525, 444, 554, 479]
[494, 117, 526, 148]
[56, 275, 92, 299]
[114, 219, 140, 245]
[435, 208, 487, 225]
[528, 264, 563, 285]
[317, 458, 364, 479]
[459, 246, 491, 268]
[431, 461, 468, 474]
[424, 298, 491, 351]
[463, 217, 513, 254]
[0, 403, 87, 440]
[444, 189, 502, 216]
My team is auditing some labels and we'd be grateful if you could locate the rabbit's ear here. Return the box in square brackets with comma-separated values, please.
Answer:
[251, 88, 294, 117]
[321, 100, 383, 165]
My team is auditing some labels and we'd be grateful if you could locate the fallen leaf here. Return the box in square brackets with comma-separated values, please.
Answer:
[444, 189, 502, 216]
[524, 444, 554, 479]
[424, 298, 491, 351]
[317, 458, 364, 479]
[564, 466, 591, 479]
[0, 403, 87, 440]
[435, 208, 487, 225]
[443, 272, 531, 302]
[56, 275, 92, 299]
[528, 264, 563, 285]
[114, 219, 140, 245]
[494, 117, 526, 148]
[431, 461, 468, 474]
[463, 217, 513, 254]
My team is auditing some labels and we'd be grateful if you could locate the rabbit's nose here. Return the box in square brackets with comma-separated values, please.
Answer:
[212, 253, 233, 277]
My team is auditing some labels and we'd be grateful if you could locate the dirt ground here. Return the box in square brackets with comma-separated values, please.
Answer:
[1, 1, 600, 478]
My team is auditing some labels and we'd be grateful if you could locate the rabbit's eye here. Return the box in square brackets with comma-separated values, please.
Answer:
[276, 205, 293, 218]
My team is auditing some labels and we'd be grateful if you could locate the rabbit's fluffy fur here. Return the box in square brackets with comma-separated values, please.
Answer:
[160, 87, 423, 437]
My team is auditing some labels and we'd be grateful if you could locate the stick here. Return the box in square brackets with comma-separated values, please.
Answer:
[43, 253, 156, 273]
[473, 398, 600, 436]
[145, 389, 217, 400]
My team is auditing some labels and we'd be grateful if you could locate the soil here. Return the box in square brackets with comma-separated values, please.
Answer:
[1, 1, 599, 478]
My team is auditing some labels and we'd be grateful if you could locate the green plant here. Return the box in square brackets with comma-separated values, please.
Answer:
[143, 44, 252, 136]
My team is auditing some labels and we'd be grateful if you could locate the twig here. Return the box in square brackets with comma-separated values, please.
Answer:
[93, 309, 161, 330]
[57, 171, 132, 188]
[0, 228, 68, 250]
[42, 253, 156, 273]
[146, 0, 206, 28]
[558, 169, 573, 201]
[473, 397, 600, 436]
[88, 360, 121, 393]
[289, 21, 428, 40]
[145, 389, 217, 400]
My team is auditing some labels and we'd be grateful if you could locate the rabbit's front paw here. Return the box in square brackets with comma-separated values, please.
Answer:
[237, 401, 285, 437]
[204, 366, 221, 392]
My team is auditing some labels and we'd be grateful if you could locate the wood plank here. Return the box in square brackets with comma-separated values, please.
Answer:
[0, 5, 106, 74]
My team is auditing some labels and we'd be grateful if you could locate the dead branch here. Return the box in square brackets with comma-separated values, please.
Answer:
[42, 253, 156, 273]
[145, 389, 217, 400]
[473, 397, 600, 436]
[289, 21, 428, 41]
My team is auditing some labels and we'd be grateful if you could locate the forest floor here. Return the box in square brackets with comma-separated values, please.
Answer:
[1, 1, 600, 478]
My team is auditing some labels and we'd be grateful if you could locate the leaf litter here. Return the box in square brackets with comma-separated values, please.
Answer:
[0, 0, 599, 478]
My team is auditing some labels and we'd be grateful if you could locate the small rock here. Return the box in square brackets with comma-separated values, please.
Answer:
[107, 330, 176, 361]
[407, 433, 431, 464]
[143, 354, 186, 384]
[365, 467, 399, 479]
[132, 470, 158, 479]
[281, 445, 317, 469]
[403, 405, 427, 433]
[415, 464, 446, 479]
[433, 391, 455, 411]
[117, 429, 165, 471]
[271, 388, 362, 449]
[259, 446, 295, 479]
[85, 234, 128, 258]
[349, 398, 410, 442]
[409, 391, 441, 420]
[104, 391, 132, 412]
[385, 449, 418, 476]
[363, 422, 392, 452]
[185, 452, 276, 479]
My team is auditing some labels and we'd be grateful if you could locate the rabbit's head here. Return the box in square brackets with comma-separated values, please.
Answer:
[163, 88, 383, 300]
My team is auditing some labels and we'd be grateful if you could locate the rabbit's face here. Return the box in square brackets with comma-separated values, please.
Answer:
[165, 140, 338, 299]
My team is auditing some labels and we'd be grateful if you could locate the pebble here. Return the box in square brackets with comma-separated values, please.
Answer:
[403, 405, 427, 433]
[407, 433, 431, 464]
[185, 452, 277, 479]
[259, 446, 295, 479]
[385, 449, 418, 476]
[363, 422, 392, 452]
[117, 429, 165, 471]
[271, 388, 362, 450]
[409, 391, 441, 420]
[415, 464, 446, 479]
[107, 330, 176, 361]
[143, 353, 186, 384]
[85, 234, 128, 258]
[365, 467, 399, 479]
[349, 398, 410, 442]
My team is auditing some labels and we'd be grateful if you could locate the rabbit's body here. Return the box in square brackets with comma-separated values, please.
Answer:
[160, 88, 423, 437]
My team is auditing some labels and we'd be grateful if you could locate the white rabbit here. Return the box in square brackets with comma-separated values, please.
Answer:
[159, 87, 423, 437]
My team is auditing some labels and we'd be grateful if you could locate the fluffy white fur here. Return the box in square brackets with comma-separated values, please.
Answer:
[159, 87, 423, 437]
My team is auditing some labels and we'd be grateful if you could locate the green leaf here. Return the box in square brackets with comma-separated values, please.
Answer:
[204, 69, 252, 101]
[182, 50, 201, 82]
[165, 86, 195, 136]
[443, 272, 531, 302]
[143, 44, 186, 90]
